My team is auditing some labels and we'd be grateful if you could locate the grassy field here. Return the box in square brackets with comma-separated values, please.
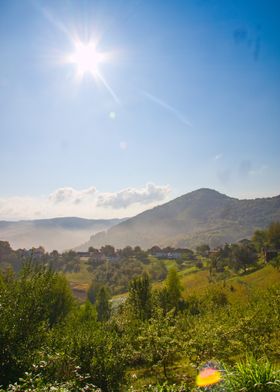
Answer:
[179, 264, 280, 304]
[65, 252, 280, 307]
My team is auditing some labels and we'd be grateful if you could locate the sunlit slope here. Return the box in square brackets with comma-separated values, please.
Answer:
[67, 260, 279, 303]
[180, 264, 279, 300]
[81, 188, 280, 249]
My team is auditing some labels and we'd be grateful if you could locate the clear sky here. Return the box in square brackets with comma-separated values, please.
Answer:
[0, 0, 279, 220]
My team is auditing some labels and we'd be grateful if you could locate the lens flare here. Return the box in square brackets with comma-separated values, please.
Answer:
[196, 367, 222, 387]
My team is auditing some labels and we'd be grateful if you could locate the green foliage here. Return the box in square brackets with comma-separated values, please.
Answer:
[100, 245, 115, 257]
[87, 256, 166, 295]
[252, 229, 268, 252]
[0, 263, 74, 386]
[165, 267, 183, 311]
[226, 242, 257, 273]
[266, 222, 280, 249]
[96, 286, 111, 321]
[224, 356, 280, 391]
[128, 273, 152, 320]
[0, 243, 280, 391]
[87, 280, 97, 304]
[270, 254, 280, 270]
[0, 365, 101, 391]
[205, 287, 228, 307]
[196, 244, 210, 257]
[49, 303, 128, 392]
[129, 382, 191, 391]
[182, 284, 280, 366]
[136, 309, 182, 378]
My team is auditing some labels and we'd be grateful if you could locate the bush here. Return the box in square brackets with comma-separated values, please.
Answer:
[51, 303, 128, 392]
[0, 263, 74, 386]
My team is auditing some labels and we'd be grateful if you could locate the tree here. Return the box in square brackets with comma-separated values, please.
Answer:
[87, 280, 98, 304]
[128, 273, 152, 320]
[252, 229, 268, 252]
[96, 286, 111, 322]
[122, 246, 133, 257]
[0, 263, 74, 386]
[230, 242, 257, 272]
[149, 245, 162, 255]
[196, 244, 210, 257]
[138, 308, 181, 378]
[134, 246, 142, 254]
[165, 267, 183, 311]
[267, 222, 280, 249]
[88, 246, 99, 255]
[0, 241, 13, 262]
[101, 245, 115, 257]
[270, 254, 280, 270]
[54, 303, 127, 392]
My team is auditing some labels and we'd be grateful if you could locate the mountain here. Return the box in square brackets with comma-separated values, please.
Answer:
[0, 217, 125, 251]
[79, 189, 280, 250]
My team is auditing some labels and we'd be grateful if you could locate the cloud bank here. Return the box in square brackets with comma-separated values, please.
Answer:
[0, 183, 171, 220]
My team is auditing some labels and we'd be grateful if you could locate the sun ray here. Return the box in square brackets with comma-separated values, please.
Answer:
[97, 72, 120, 104]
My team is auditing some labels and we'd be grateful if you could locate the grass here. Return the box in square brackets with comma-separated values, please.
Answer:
[65, 258, 92, 285]
[224, 356, 280, 391]
[127, 356, 280, 392]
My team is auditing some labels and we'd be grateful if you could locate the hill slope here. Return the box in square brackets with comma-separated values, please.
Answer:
[80, 188, 280, 249]
[0, 217, 125, 251]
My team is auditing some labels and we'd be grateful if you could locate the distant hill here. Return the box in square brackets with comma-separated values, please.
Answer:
[0, 217, 125, 251]
[79, 188, 280, 250]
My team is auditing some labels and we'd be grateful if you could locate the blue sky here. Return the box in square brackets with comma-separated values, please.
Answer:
[0, 0, 279, 219]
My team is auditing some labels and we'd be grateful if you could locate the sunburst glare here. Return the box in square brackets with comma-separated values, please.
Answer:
[66, 39, 107, 79]
[63, 37, 119, 103]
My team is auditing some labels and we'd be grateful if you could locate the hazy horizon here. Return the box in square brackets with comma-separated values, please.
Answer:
[1, 187, 280, 222]
[1, 0, 279, 220]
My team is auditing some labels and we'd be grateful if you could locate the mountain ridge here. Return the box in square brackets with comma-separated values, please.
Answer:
[77, 188, 280, 250]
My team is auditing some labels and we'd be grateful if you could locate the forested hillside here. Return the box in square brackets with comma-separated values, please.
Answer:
[81, 189, 280, 249]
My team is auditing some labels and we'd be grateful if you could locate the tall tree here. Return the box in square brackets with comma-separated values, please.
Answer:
[96, 286, 111, 322]
[128, 273, 152, 320]
[166, 267, 183, 311]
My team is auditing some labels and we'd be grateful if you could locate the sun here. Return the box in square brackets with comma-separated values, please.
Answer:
[66, 39, 108, 79]
[64, 37, 119, 103]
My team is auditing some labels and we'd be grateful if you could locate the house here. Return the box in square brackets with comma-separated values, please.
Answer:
[77, 251, 91, 258]
[154, 251, 182, 260]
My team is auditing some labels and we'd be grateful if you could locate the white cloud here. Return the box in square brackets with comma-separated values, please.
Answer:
[48, 186, 96, 204]
[97, 183, 171, 209]
[0, 183, 171, 220]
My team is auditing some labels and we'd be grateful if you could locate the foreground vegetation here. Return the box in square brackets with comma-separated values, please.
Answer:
[0, 264, 279, 391]
[0, 223, 279, 391]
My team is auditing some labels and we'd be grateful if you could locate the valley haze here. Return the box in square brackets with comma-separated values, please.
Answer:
[1, 188, 280, 252]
